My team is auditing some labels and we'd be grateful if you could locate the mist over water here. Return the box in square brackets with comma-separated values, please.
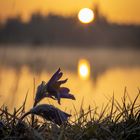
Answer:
[0, 46, 140, 113]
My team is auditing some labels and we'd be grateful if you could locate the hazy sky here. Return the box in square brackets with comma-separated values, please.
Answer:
[0, 0, 140, 24]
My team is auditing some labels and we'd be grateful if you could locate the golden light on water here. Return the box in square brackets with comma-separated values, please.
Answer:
[78, 8, 94, 24]
[78, 59, 90, 80]
[0, 66, 140, 113]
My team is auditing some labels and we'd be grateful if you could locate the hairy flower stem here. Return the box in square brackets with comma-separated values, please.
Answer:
[31, 102, 37, 127]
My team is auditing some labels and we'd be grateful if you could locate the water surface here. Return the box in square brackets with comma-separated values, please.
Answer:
[0, 46, 140, 113]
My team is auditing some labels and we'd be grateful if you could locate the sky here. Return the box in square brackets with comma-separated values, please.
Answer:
[0, 0, 140, 25]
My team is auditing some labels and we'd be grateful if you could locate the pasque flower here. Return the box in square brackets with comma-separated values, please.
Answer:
[21, 104, 71, 126]
[34, 68, 75, 105]
[21, 68, 76, 126]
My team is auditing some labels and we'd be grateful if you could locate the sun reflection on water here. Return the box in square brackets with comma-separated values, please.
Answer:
[78, 59, 90, 80]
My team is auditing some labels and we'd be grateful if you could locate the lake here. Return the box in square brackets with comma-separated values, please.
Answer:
[0, 46, 140, 114]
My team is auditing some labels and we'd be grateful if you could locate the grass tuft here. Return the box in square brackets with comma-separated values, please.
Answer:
[0, 90, 140, 140]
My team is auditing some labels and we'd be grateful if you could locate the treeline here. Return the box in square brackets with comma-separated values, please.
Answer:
[0, 13, 140, 47]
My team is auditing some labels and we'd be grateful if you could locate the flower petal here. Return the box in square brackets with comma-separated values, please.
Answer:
[56, 92, 61, 104]
[34, 81, 47, 105]
[59, 87, 70, 94]
[58, 78, 68, 85]
[60, 92, 76, 100]
[57, 72, 63, 81]
[48, 68, 61, 84]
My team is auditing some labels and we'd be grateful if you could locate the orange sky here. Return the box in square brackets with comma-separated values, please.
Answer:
[0, 0, 140, 24]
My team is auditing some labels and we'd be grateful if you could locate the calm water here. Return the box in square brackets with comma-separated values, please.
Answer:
[0, 46, 140, 113]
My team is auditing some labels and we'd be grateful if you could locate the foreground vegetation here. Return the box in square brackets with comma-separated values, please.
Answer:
[0, 69, 140, 140]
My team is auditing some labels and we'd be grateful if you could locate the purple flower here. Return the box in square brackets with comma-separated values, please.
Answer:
[46, 68, 75, 104]
[20, 68, 76, 126]
[30, 104, 71, 126]
[34, 68, 75, 105]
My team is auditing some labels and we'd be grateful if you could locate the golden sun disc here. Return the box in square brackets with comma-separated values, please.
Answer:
[78, 8, 94, 24]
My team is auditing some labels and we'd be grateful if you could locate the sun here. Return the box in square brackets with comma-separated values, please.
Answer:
[78, 59, 90, 80]
[78, 8, 94, 24]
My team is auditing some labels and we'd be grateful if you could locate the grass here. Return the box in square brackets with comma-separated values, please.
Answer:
[0, 89, 140, 140]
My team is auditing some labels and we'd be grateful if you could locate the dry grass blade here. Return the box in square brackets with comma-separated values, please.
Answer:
[130, 89, 140, 118]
